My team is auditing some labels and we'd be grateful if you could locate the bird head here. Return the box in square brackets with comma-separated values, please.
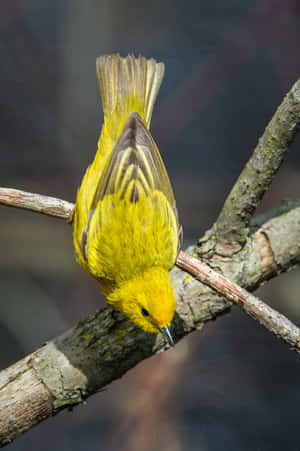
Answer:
[107, 267, 176, 345]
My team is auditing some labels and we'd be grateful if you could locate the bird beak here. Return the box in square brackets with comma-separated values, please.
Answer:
[159, 325, 175, 347]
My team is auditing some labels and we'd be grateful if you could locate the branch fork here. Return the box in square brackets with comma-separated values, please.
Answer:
[1, 78, 300, 446]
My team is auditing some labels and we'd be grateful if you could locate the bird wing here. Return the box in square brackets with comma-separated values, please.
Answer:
[80, 112, 181, 265]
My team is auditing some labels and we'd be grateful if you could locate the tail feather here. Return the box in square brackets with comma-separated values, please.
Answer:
[96, 54, 164, 128]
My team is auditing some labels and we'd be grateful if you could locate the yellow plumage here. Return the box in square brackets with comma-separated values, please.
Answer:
[73, 54, 181, 342]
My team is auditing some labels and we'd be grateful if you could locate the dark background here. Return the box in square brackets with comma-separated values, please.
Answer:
[1, 1, 300, 450]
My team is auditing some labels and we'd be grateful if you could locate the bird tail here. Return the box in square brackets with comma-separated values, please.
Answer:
[96, 54, 165, 128]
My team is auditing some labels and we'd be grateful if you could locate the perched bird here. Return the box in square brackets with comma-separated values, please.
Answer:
[73, 54, 181, 345]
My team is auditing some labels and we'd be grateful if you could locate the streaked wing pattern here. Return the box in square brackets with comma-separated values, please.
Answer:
[81, 111, 181, 262]
[91, 111, 176, 206]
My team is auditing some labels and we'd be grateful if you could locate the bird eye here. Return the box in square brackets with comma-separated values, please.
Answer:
[141, 308, 149, 317]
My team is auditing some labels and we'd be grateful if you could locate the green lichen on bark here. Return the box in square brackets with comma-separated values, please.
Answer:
[29, 199, 300, 416]
[214, 79, 300, 249]
[32, 307, 165, 411]
[28, 77, 300, 421]
[2, 78, 300, 446]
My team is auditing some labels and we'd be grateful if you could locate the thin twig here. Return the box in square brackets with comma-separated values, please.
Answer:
[176, 251, 300, 352]
[0, 187, 74, 220]
[215, 78, 300, 246]
[0, 187, 299, 352]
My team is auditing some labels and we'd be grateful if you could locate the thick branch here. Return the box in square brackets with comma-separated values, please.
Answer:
[250, 196, 300, 228]
[0, 190, 300, 445]
[215, 79, 300, 247]
[1, 74, 300, 447]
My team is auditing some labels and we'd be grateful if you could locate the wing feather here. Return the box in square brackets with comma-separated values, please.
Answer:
[83, 112, 181, 269]
[91, 111, 177, 208]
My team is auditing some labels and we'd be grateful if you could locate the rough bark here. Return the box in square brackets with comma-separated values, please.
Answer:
[0, 78, 300, 447]
[0, 355, 53, 445]
[214, 79, 300, 250]
[0, 205, 300, 446]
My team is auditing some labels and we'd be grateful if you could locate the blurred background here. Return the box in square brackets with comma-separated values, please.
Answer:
[1, 0, 300, 450]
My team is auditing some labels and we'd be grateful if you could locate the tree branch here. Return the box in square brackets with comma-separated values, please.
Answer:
[214, 78, 300, 248]
[1, 187, 299, 352]
[0, 187, 74, 221]
[250, 196, 300, 228]
[0, 197, 299, 446]
[1, 78, 300, 445]
[176, 250, 300, 352]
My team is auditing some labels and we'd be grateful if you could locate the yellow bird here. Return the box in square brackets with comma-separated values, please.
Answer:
[73, 54, 181, 345]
